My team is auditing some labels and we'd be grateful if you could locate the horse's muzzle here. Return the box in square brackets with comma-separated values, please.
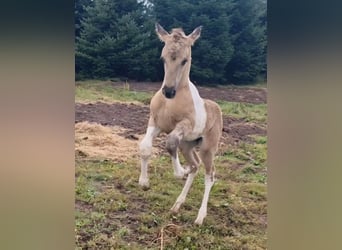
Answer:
[162, 86, 176, 99]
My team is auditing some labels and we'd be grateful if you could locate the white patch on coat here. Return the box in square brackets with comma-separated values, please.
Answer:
[185, 81, 207, 141]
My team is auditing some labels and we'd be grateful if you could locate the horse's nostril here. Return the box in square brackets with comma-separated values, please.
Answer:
[162, 87, 176, 99]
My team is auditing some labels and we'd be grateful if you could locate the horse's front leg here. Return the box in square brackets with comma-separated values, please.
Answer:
[166, 119, 192, 179]
[139, 118, 160, 189]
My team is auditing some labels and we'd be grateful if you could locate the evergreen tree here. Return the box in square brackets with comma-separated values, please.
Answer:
[76, 0, 159, 80]
[75, 0, 267, 84]
[75, 0, 94, 38]
[225, 0, 267, 84]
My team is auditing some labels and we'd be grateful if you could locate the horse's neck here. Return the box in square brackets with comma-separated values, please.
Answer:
[177, 79, 202, 105]
[178, 74, 191, 90]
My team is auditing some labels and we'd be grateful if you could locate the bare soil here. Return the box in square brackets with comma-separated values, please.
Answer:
[75, 102, 266, 150]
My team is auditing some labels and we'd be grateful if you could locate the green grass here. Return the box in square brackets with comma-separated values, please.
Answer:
[217, 100, 267, 122]
[75, 80, 153, 104]
[76, 152, 267, 249]
[235, 81, 266, 88]
[75, 80, 267, 249]
[212, 81, 266, 89]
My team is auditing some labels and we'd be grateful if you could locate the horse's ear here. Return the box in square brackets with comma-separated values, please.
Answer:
[155, 23, 169, 42]
[188, 26, 202, 45]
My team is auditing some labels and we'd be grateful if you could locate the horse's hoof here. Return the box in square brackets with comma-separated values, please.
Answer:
[194, 217, 204, 225]
[174, 168, 186, 179]
[182, 166, 192, 179]
[194, 210, 206, 225]
[170, 202, 181, 213]
[139, 179, 150, 190]
[174, 166, 191, 179]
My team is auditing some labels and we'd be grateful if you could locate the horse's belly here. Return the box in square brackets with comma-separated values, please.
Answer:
[184, 131, 202, 141]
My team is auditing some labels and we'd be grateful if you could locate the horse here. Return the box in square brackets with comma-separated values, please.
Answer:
[138, 23, 223, 225]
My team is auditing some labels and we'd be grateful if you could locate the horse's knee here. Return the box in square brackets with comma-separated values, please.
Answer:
[139, 139, 152, 159]
[166, 134, 179, 157]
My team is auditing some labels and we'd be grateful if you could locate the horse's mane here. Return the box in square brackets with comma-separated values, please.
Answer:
[170, 28, 186, 42]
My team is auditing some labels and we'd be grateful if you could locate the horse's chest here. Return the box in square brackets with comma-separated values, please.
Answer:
[150, 84, 207, 138]
[154, 107, 189, 134]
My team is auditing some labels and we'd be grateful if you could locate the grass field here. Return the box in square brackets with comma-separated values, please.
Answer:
[75, 80, 153, 104]
[75, 81, 267, 249]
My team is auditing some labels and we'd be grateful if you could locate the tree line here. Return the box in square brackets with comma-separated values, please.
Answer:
[76, 0, 267, 85]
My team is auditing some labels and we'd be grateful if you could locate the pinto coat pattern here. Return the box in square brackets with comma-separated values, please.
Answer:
[139, 23, 223, 225]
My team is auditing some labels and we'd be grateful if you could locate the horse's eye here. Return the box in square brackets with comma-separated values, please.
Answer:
[181, 59, 187, 66]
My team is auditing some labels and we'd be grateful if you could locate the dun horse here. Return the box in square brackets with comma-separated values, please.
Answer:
[139, 23, 223, 225]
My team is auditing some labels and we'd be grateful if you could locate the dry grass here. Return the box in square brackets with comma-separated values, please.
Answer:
[75, 122, 140, 162]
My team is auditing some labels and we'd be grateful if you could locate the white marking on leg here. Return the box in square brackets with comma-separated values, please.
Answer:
[139, 126, 160, 187]
[194, 173, 215, 225]
[185, 81, 207, 140]
[171, 153, 186, 179]
[140, 126, 160, 156]
[170, 171, 197, 213]
[139, 158, 149, 188]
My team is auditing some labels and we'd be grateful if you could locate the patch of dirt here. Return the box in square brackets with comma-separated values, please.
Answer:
[75, 102, 266, 148]
[110, 81, 267, 104]
[75, 200, 93, 213]
[75, 102, 149, 135]
[223, 118, 266, 144]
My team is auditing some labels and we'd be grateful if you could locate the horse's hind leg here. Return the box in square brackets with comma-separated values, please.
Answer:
[139, 119, 160, 189]
[194, 128, 221, 225]
[166, 119, 193, 179]
[170, 140, 199, 213]
[171, 139, 200, 179]
[194, 148, 215, 225]
[170, 150, 187, 179]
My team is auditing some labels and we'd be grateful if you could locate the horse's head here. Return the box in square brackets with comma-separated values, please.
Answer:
[156, 23, 202, 99]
